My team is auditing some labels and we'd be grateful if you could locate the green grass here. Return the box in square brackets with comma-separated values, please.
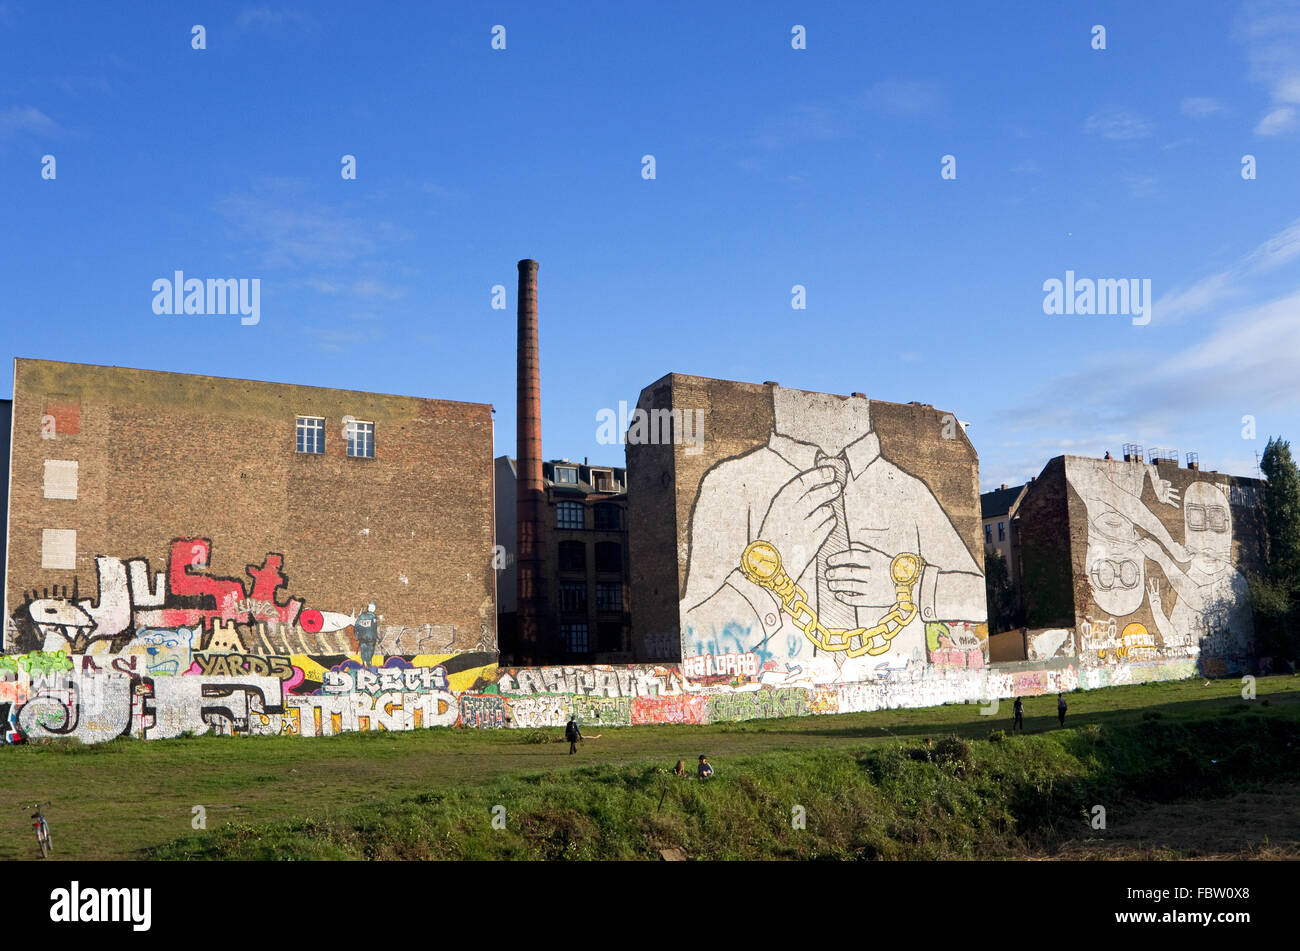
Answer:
[2, 674, 1297, 860]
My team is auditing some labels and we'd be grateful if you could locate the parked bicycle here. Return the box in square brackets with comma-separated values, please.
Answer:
[28, 801, 52, 858]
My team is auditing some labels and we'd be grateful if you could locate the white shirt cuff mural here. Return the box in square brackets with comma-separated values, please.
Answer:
[919, 566, 986, 623]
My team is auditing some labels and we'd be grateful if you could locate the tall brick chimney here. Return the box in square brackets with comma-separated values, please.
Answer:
[516, 259, 544, 661]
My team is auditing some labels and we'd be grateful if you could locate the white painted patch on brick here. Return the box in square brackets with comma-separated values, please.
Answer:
[42, 529, 77, 569]
[43, 459, 79, 499]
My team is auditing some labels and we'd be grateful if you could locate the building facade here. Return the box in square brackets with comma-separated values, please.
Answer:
[1014, 453, 1267, 677]
[628, 374, 995, 709]
[495, 456, 631, 664]
[981, 482, 1027, 574]
[3, 358, 497, 742]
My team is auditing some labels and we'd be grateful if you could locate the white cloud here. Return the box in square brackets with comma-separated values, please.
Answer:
[754, 104, 840, 149]
[1256, 105, 1297, 133]
[1236, 3, 1300, 134]
[238, 8, 310, 29]
[1154, 218, 1300, 321]
[1180, 97, 1224, 118]
[0, 106, 60, 139]
[860, 79, 943, 119]
[1084, 107, 1153, 140]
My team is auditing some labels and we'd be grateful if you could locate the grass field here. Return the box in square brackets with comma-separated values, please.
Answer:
[2, 675, 1297, 860]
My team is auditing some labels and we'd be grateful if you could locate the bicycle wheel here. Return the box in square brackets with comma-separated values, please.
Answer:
[38, 830, 48, 859]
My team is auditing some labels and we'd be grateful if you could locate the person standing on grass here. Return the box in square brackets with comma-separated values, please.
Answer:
[698, 754, 713, 779]
[1012, 696, 1024, 733]
[565, 716, 583, 754]
[354, 602, 379, 668]
[1057, 692, 1068, 727]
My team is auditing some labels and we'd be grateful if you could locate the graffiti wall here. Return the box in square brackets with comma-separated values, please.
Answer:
[1, 537, 499, 744]
[1063, 457, 1261, 676]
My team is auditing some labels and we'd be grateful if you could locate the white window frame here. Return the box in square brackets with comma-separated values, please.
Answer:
[296, 416, 326, 454]
[554, 466, 578, 484]
[346, 418, 375, 458]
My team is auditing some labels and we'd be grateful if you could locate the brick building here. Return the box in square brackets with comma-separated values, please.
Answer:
[627, 374, 988, 682]
[981, 482, 1027, 573]
[1, 398, 10, 599]
[4, 358, 497, 660]
[495, 456, 631, 664]
[1014, 452, 1267, 676]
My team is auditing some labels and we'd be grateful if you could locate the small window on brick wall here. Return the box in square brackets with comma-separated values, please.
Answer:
[557, 501, 584, 530]
[560, 582, 588, 613]
[562, 623, 590, 653]
[297, 416, 325, 454]
[596, 582, 622, 612]
[346, 419, 375, 458]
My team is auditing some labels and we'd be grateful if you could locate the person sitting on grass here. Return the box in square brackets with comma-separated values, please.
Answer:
[697, 754, 713, 779]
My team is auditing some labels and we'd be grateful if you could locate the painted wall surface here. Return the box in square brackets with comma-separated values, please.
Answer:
[627, 377, 996, 708]
[0, 528, 1212, 745]
[1063, 456, 1264, 677]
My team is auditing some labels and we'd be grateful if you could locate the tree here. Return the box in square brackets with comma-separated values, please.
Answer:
[1249, 437, 1300, 663]
[984, 549, 1018, 634]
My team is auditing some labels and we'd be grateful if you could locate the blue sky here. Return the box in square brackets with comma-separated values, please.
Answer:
[2, 0, 1299, 489]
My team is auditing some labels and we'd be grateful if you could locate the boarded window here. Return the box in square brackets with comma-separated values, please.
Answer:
[43, 460, 78, 500]
[42, 529, 77, 569]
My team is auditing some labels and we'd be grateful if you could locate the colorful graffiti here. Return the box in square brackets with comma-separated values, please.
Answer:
[7, 538, 351, 656]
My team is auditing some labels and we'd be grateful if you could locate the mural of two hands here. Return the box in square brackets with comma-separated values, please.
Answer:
[756, 465, 894, 605]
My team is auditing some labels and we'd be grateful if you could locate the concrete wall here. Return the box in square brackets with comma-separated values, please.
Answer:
[1, 648, 1201, 744]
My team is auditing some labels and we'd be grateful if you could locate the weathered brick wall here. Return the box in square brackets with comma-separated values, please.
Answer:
[1015, 457, 1075, 629]
[5, 358, 496, 652]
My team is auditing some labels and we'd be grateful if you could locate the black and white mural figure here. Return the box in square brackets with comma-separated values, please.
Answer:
[1067, 459, 1254, 665]
[1067, 459, 1190, 618]
[1137, 481, 1254, 655]
[680, 388, 985, 684]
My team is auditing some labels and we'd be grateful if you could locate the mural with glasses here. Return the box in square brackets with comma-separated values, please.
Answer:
[1065, 458, 1254, 673]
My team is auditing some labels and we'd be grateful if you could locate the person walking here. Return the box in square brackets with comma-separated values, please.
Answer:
[1012, 696, 1024, 733]
[1057, 692, 1068, 727]
[565, 716, 583, 754]
[697, 754, 713, 779]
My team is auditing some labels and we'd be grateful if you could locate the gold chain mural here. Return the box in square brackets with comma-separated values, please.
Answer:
[740, 541, 924, 657]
